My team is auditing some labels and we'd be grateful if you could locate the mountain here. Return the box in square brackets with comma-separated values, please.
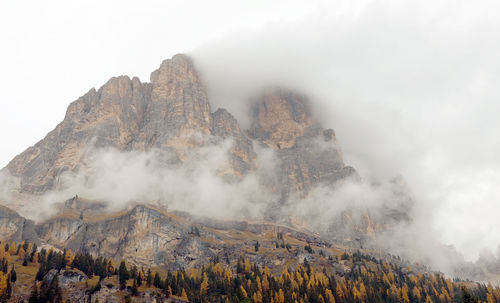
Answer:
[2, 54, 360, 212]
[0, 53, 417, 279]
[4, 54, 354, 199]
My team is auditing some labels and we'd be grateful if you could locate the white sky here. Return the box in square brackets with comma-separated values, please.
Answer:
[0, 0, 316, 167]
[1, 0, 500, 261]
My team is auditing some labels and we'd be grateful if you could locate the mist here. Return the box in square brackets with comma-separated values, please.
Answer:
[190, 0, 500, 263]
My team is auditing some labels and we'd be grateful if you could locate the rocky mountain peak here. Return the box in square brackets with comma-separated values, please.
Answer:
[249, 87, 313, 150]
[144, 53, 212, 145]
[3, 53, 357, 201]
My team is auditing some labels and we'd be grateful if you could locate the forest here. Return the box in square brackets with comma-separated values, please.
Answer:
[0, 240, 499, 302]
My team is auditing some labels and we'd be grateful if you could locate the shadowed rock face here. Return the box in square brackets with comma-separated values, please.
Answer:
[248, 87, 359, 200]
[0, 205, 38, 243]
[212, 108, 256, 177]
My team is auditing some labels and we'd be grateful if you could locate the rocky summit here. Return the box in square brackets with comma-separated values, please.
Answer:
[3, 54, 355, 200]
[0, 53, 411, 273]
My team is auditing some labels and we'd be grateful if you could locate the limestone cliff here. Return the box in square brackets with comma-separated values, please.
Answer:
[0, 205, 38, 243]
[4, 54, 356, 200]
[248, 87, 358, 200]
[4, 54, 248, 192]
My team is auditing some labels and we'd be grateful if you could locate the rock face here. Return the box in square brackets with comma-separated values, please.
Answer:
[249, 87, 314, 150]
[33, 204, 333, 271]
[5, 75, 150, 192]
[3, 54, 355, 199]
[248, 87, 358, 200]
[0, 205, 38, 243]
[36, 205, 218, 269]
[212, 108, 256, 177]
[4, 54, 229, 192]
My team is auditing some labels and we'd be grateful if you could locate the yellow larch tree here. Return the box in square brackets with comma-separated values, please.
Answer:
[277, 288, 285, 303]
[253, 290, 263, 303]
[224, 268, 232, 283]
[8, 242, 16, 255]
[487, 292, 495, 303]
[17, 246, 26, 260]
[0, 272, 6, 295]
[244, 258, 251, 273]
[336, 282, 345, 301]
[325, 288, 336, 303]
[413, 286, 422, 301]
[65, 249, 75, 266]
[262, 274, 270, 292]
[200, 272, 209, 296]
[240, 285, 248, 299]
[180, 288, 188, 301]
[401, 284, 410, 303]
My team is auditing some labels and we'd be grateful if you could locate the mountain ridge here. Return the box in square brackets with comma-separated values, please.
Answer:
[3, 53, 355, 203]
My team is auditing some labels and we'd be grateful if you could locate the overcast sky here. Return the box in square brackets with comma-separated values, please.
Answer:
[1, 0, 500, 261]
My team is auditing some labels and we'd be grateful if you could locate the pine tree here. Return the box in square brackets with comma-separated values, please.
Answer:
[118, 261, 129, 289]
[131, 279, 138, 296]
[10, 266, 16, 283]
[146, 268, 152, 286]
[153, 272, 162, 288]
[28, 282, 39, 303]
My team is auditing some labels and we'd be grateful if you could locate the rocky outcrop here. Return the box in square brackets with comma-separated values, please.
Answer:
[31, 204, 344, 271]
[4, 55, 217, 193]
[132, 54, 213, 154]
[0, 205, 38, 243]
[36, 205, 222, 269]
[248, 87, 358, 200]
[5, 76, 151, 193]
[211, 108, 256, 177]
[249, 87, 314, 149]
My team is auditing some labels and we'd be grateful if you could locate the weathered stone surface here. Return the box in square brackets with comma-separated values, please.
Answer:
[3, 54, 215, 193]
[5, 75, 151, 192]
[248, 87, 359, 199]
[3, 54, 356, 201]
[0, 205, 38, 243]
[133, 54, 213, 153]
[249, 87, 313, 150]
[211, 108, 256, 177]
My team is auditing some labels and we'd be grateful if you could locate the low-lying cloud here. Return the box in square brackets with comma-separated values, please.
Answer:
[191, 0, 500, 263]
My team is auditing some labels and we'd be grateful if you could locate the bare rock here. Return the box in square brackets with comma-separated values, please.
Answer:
[248, 87, 359, 200]
[211, 108, 256, 177]
[0, 204, 38, 243]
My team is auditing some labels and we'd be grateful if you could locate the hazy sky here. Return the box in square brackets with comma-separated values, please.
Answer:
[1, 0, 500, 260]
